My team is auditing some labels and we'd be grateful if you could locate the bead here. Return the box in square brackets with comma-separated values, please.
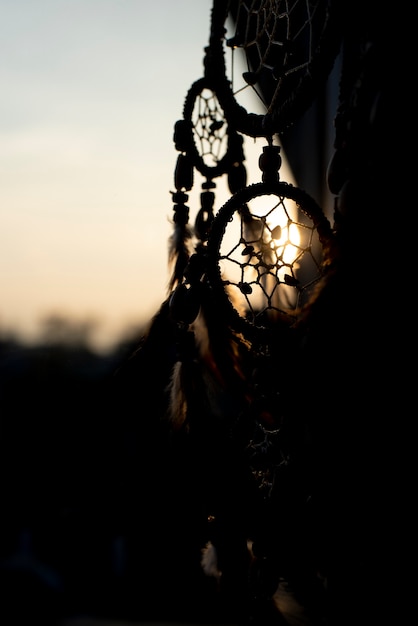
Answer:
[283, 274, 299, 286]
[258, 145, 282, 183]
[172, 204, 189, 225]
[200, 191, 215, 212]
[243, 71, 258, 86]
[169, 283, 201, 324]
[239, 281, 252, 294]
[173, 119, 192, 153]
[174, 153, 194, 191]
[271, 224, 282, 240]
[228, 132, 245, 161]
[209, 119, 224, 133]
[171, 191, 188, 203]
[195, 207, 214, 242]
[202, 180, 216, 190]
[228, 161, 247, 193]
[183, 252, 206, 283]
[242, 245, 255, 256]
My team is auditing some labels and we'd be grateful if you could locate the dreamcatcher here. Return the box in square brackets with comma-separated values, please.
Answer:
[167, 0, 341, 431]
[161, 0, 343, 620]
[109, 1, 391, 623]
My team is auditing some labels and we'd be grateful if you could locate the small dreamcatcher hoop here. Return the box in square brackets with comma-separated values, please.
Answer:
[177, 77, 246, 186]
[205, 167, 335, 346]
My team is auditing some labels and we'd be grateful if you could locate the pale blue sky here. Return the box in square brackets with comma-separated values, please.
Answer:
[0, 0, 293, 351]
[0, 0, 215, 350]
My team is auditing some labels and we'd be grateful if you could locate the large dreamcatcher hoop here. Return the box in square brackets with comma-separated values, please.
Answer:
[207, 0, 342, 137]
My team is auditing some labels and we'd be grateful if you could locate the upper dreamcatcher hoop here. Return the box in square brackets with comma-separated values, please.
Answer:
[168, 0, 342, 347]
[207, 0, 342, 137]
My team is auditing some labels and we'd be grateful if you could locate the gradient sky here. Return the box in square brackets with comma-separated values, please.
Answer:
[0, 0, 294, 352]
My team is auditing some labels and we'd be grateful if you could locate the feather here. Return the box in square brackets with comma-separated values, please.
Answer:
[201, 541, 222, 583]
[167, 360, 189, 431]
[168, 221, 193, 292]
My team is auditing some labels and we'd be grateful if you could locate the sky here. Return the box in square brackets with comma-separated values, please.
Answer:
[0, 0, 295, 353]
